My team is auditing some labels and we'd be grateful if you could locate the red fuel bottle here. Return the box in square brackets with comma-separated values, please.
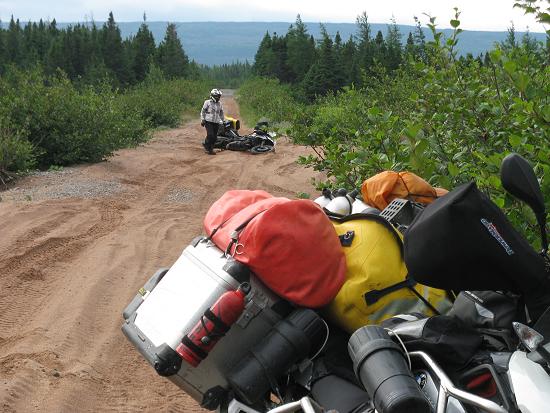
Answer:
[176, 283, 250, 367]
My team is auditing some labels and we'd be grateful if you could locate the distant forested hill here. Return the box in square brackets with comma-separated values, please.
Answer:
[2, 21, 545, 65]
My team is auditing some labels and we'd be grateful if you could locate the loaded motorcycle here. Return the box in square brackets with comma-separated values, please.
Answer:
[121, 153, 549, 413]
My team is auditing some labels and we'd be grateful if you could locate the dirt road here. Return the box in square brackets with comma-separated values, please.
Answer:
[0, 96, 323, 412]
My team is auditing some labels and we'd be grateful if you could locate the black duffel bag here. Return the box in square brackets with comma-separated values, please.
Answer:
[404, 182, 550, 321]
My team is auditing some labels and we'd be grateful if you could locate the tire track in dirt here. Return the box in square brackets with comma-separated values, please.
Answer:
[0, 200, 127, 338]
[0, 95, 325, 412]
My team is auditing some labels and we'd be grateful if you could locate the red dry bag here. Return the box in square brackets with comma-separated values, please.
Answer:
[204, 190, 346, 308]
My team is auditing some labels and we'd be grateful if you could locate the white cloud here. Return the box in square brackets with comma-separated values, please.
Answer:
[0, 0, 546, 31]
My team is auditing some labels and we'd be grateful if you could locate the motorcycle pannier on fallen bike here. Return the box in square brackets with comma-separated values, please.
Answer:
[203, 190, 347, 308]
[122, 239, 289, 410]
[324, 213, 450, 333]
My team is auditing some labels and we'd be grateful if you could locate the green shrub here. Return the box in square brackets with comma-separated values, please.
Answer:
[0, 68, 208, 170]
[120, 71, 210, 128]
[237, 77, 302, 131]
[291, 12, 549, 246]
[0, 69, 148, 166]
[0, 116, 36, 182]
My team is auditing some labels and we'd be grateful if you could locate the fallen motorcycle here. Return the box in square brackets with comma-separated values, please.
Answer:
[215, 120, 276, 154]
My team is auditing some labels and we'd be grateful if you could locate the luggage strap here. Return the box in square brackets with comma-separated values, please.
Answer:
[364, 276, 440, 315]
[224, 209, 268, 257]
[331, 212, 404, 256]
[332, 212, 440, 315]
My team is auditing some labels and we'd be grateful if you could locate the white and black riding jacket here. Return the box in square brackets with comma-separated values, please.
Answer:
[200, 98, 225, 124]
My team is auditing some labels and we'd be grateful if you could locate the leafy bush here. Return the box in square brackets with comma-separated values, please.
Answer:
[291, 11, 549, 245]
[120, 68, 210, 128]
[0, 69, 148, 166]
[0, 115, 36, 183]
[0, 68, 209, 170]
[237, 77, 302, 130]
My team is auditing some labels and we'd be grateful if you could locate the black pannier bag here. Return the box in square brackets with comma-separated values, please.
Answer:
[404, 182, 550, 321]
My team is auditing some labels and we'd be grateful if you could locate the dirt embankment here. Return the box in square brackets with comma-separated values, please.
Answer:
[0, 96, 323, 412]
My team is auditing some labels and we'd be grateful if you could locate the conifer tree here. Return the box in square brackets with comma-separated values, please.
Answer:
[333, 31, 347, 88]
[302, 25, 337, 99]
[286, 15, 315, 82]
[36, 20, 49, 60]
[132, 15, 156, 82]
[342, 35, 359, 85]
[6, 16, 23, 65]
[253, 32, 276, 76]
[270, 33, 291, 82]
[156, 23, 189, 79]
[84, 22, 110, 83]
[46, 34, 65, 75]
[373, 30, 387, 65]
[101, 12, 132, 85]
[502, 23, 517, 51]
[405, 32, 415, 56]
[413, 16, 427, 62]
[385, 19, 402, 70]
[355, 12, 374, 76]
[0, 21, 5, 72]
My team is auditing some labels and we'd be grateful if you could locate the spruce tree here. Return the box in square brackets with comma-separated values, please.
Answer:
[156, 23, 189, 79]
[405, 32, 415, 56]
[286, 15, 315, 83]
[36, 19, 48, 60]
[132, 16, 156, 82]
[101, 12, 132, 85]
[302, 25, 337, 99]
[385, 19, 402, 70]
[253, 32, 276, 76]
[46, 35, 65, 75]
[333, 31, 347, 88]
[373, 30, 387, 66]
[413, 17, 426, 62]
[355, 12, 374, 77]
[85, 22, 109, 83]
[270, 33, 291, 82]
[342, 35, 359, 85]
[0, 21, 5, 73]
[6, 16, 23, 65]
[502, 23, 517, 51]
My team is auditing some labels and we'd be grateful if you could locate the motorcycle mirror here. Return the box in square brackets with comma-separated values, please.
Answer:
[513, 321, 544, 352]
[501, 153, 548, 252]
[501, 154, 545, 214]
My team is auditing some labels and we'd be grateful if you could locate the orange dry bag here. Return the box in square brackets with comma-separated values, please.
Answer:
[204, 190, 347, 308]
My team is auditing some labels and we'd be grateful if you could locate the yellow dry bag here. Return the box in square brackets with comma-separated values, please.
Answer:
[324, 213, 451, 333]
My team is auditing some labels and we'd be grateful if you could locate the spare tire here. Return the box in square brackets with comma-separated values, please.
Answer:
[250, 145, 274, 154]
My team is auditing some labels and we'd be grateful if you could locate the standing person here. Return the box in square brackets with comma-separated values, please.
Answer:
[200, 89, 225, 155]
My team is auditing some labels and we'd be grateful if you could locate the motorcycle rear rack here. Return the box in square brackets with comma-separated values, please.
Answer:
[226, 396, 323, 413]
[410, 351, 508, 413]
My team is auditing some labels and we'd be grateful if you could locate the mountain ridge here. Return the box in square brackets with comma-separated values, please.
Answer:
[2, 21, 545, 66]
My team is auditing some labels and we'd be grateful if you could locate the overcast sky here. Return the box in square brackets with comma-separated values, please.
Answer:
[0, 0, 546, 32]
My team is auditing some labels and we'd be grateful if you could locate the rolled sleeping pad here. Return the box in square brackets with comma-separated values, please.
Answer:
[227, 308, 326, 405]
[348, 325, 430, 413]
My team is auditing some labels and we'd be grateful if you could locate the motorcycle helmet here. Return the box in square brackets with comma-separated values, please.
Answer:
[210, 88, 222, 101]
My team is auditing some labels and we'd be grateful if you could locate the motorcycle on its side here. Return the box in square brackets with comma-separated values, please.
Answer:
[122, 153, 550, 413]
[222, 153, 550, 413]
